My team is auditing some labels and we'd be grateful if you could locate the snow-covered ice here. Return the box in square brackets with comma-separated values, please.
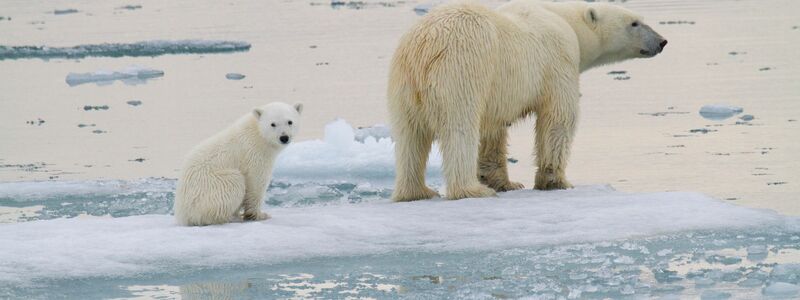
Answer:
[0, 40, 250, 60]
[65, 65, 164, 86]
[699, 104, 744, 120]
[0, 185, 791, 284]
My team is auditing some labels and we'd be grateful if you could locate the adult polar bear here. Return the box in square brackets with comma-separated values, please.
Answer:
[388, 0, 666, 201]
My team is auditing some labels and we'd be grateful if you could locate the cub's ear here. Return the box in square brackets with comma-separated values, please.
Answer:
[584, 7, 598, 27]
[253, 108, 263, 119]
[294, 103, 304, 114]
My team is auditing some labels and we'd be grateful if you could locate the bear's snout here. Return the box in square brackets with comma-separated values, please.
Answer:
[279, 135, 290, 144]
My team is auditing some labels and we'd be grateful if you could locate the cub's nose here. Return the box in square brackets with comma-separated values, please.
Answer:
[659, 40, 668, 51]
[279, 135, 290, 144]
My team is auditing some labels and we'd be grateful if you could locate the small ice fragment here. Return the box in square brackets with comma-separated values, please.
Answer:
[620, 285, 635, 295]
[701, 290, 731, 300]
[54, 9, 79, 15]
[747, 244, 767, 255]
[657, 249, 673, 257]
[569, 273, 588, 280]
[738, 278, 763, 287]
[770, 264, 800, 282]
[614, 256, 635, 264]
[739, 114, 754, 121]
[694, 277, 715, 286]
[126, 100, 142, 106]
[699, 104, 743, 120]
[117, 5, 142, 10]
[413, 3, 434, 16]
[354, 124, 391, 142]
[763, 282, 800, 297]
[225, 73, 245, 80]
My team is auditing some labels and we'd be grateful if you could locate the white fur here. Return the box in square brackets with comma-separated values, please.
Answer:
[388, 0, 665, 201]
[174, 102, 303, 226]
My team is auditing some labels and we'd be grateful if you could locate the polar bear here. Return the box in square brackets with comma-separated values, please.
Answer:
[388, 0, 666, 201]
[174, 102, 303, 226]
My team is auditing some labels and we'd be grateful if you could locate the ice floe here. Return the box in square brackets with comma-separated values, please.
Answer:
[0, 185, 791, 284]
[0, 40, 250, 60]
[66, 65, 164, 86]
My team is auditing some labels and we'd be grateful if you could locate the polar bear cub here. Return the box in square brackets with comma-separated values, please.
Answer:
[174, 102, 302, 226]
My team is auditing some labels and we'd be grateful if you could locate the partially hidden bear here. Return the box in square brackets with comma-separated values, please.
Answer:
[388, 0, 666, 201]
[174, 102, 302, 226]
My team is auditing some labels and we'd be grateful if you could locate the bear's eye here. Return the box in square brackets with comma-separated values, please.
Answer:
[631, 21, 639, 27]
[270, 123, 276, 127]
[288, 120, 293, 125]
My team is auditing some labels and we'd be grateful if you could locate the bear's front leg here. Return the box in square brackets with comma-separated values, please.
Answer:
[242, 177, 270, 221]
[479, 126, 524, 192]
[533, 79, 579, 190]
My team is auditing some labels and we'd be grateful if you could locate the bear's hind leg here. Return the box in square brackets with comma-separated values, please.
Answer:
[437, 110, 495, 200]
[391, 122, 439, 202]
[180, 169, 246, 226]
[479, 126, 524, 192]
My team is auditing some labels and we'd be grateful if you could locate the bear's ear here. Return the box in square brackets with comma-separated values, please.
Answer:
[294, 103, 304, 114]
[584, 7, 598, 27]
[253, 108, 263, 119]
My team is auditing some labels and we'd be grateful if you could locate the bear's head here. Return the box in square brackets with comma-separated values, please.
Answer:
[582, 3, 667, 68]
[252, 102, 303, 147]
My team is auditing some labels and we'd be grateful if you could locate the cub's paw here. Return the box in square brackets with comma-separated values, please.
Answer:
[244, 211, 271, 221]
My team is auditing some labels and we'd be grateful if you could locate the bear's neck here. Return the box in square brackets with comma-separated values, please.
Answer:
[541, 2, 604, 72]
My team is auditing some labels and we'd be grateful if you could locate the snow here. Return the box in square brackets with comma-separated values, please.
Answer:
[66, 65, 164, 86]
[0, 40, 251, 60]
[273, 119, 442, 181]
[0, 185, 790, 284]
[699, 104, 744, 121]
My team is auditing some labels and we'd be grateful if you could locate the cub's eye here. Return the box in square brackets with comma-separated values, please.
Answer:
[270, 123, 276, 127]
[288, 120, 293, 125]
[631, 21, 639, 27]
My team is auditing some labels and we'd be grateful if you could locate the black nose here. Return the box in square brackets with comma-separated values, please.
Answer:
[659, 40, 668, 51]
[279, 135, 289, 144]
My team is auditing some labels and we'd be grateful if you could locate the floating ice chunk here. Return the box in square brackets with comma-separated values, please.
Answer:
[740, 114, 754, 121]
[0, 40, 251, 60]
[66, 65, 164, 86]
[770, 264, 800, 282]
[699, 104, 743, 121]
[614, 256, 635, 264]
[747, 244, 767, 255]
[225, 73, 245, 80]
[695, 277, 715, 286]
[414, 3, 435, 15]
[274, 119, 442, 181]
[0, 187, 787, 284]
[126, 100, 142, 106]
[701, 290, 731, 300]
[763, 282, 800, 297]
[738, 278, 763, 287]
[354, 124, 391, 142]
[53, 9, 79, 15]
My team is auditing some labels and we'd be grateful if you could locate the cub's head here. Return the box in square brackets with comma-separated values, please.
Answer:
[583, 3, 667, 66]
[252, 102, 303, 147]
